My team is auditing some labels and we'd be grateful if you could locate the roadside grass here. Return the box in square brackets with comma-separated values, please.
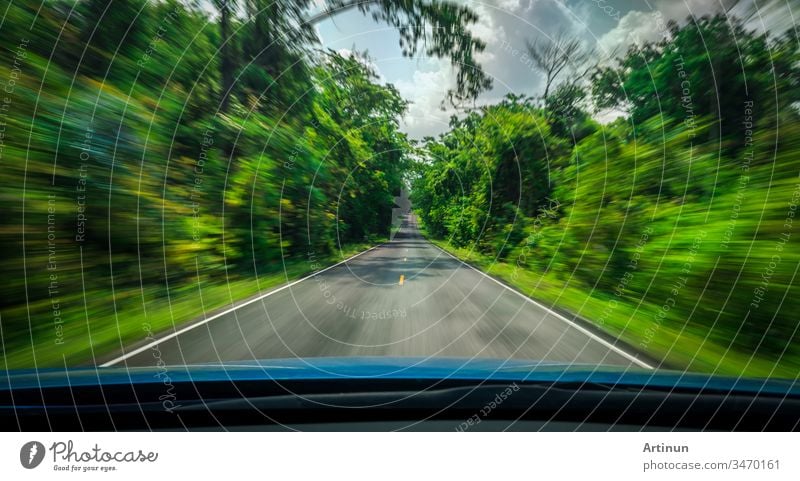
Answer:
[421, 227, 794, 379]
[1, 240, 381, 370]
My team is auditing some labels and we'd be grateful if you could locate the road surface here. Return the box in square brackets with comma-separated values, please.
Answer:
[106, 215, 651, 369]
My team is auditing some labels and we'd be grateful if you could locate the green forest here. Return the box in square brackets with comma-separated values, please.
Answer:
[412, 14, 800, 377]
[1, 0, 799, 378]
[0, 0, 490, 368]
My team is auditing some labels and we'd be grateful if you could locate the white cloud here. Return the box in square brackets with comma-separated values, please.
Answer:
[525, 0, 587, 39]
[596, 0, 740, 57]
[597, 10, 665, 56]
[496, 0, 525, 13]
[469, 2, 508, 63]
[656, 0, 733, 23]
[395, 59, 456, 139]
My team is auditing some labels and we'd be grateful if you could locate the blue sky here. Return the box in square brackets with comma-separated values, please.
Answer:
[313, 0, 776, 139]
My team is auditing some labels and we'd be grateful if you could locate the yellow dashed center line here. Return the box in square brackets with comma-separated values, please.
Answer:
[399, 275, 405, 286]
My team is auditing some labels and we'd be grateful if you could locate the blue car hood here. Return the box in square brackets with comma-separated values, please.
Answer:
[2, 357, 798, 396]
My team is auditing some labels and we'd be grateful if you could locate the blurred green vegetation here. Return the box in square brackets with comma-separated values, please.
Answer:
[2, 1, 799, 379]
[1, 0, 473, 368]
[412, 14, 800, 378]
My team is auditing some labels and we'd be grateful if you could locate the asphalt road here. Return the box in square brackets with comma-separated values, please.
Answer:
[107, 215, 651, 369]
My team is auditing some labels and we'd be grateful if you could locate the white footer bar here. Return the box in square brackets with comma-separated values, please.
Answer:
[1, 432, 796, 480]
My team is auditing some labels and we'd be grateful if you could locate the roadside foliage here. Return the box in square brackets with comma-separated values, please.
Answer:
[412, 15, 800, 377]
[0, 1, 410, 367]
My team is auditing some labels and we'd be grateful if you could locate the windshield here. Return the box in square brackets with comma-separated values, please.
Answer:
[1, 0, 798, 411]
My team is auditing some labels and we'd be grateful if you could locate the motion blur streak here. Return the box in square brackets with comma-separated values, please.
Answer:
[0, 0, 798, 381]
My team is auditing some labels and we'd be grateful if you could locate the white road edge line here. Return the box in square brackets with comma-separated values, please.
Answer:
[431, 244, 655, 370]
[100, 244, 383, 367]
